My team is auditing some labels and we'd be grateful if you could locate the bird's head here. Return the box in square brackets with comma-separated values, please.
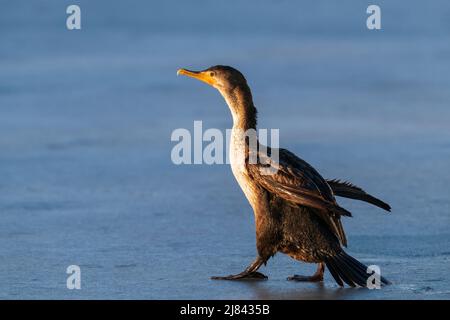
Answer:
[177, 65, 256, 129]
[177, 65, 247, 93]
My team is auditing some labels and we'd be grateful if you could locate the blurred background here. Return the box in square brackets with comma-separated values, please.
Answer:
[1, 0, 449, 299]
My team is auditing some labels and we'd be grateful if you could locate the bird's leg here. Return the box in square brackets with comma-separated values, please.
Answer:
[211, 256, 268, 280]
[287, 262, 325, 282]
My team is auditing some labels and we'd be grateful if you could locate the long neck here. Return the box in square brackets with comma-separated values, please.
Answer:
[220, 85, 257, 131]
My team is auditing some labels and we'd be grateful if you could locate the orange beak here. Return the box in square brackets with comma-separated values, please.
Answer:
[177, 68, 216, 86]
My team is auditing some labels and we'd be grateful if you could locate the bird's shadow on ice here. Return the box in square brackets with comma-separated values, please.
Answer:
[238, 281, 363, 300]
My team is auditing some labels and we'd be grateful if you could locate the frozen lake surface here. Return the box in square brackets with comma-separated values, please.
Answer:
[1, 1, 450, 299]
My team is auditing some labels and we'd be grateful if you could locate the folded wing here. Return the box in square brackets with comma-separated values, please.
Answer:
[247, 148, 350, 246]
[326, 179, 391, 212]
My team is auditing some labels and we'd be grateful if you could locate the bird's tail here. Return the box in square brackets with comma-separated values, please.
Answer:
[325, 251, 390, 287]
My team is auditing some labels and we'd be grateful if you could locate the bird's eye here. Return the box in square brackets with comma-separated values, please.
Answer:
[209, 72, 215, 77]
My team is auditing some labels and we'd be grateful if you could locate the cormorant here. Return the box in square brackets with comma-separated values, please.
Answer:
[177, 65, 391, 287]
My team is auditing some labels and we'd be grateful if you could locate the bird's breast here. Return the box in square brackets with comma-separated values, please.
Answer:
[229, 128, 261, 208]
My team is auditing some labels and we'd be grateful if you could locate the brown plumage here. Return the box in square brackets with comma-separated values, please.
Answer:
[178, 65, 391, 287]
[326, 179, 391, 212]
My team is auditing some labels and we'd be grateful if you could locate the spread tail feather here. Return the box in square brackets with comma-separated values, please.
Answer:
[326, 179, 391, 212]
[325, 251, 390, 287]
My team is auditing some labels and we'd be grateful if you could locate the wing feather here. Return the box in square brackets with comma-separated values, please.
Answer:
[247, 148, 350, 246]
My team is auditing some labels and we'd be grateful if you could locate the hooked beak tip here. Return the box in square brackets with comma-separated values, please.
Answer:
[177, 68, 189, 76]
